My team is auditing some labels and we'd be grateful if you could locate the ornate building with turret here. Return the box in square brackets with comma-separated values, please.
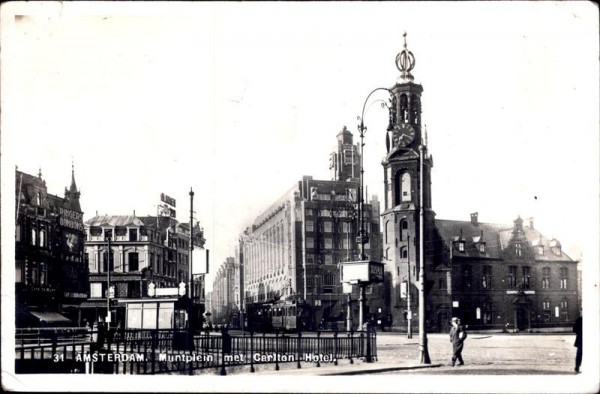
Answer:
[15, 166, 88, 327]
[381, 35, 578, 333]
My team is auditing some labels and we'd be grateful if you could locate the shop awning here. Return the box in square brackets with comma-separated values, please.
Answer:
[30, 311, 72, 324]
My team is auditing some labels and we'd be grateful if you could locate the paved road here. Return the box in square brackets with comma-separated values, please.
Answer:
[374, 332, 577, 375]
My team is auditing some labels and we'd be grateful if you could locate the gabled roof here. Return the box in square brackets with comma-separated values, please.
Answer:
[436, 219, 508, 259]
[436, 218, 573, 262]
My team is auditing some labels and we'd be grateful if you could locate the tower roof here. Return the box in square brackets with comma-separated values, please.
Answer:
[395, 32, 416, 82]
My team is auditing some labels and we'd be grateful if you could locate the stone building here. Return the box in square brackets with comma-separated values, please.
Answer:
[15, 166, 87, 327]
[82, 212, 205, 327]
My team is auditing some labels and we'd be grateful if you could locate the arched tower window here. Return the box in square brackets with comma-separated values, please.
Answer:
[400, 94, 408, 124]
[401, 173, 411, 202]
[410, 94, 420, 125]
[400, 219, 408, 241]
[401, 247, 408, 260]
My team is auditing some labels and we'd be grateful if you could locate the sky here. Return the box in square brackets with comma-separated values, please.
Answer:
[2, 2, 599, 287]
[1, 2, 599, 392]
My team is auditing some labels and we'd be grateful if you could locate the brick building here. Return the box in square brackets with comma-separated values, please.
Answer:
[381, 35, 578, 333]
[15, 166, 87, 327]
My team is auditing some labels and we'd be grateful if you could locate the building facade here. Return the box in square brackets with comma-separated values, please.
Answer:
[240, 128, 383, 330]
[209, 257, 241, 326]
[82, 213, 205, 327]
[381, 36, 578, 333]
[15, 167, 88, 327]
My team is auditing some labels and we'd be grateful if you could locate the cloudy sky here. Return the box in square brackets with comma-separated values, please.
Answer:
[2, 1, 598, 285]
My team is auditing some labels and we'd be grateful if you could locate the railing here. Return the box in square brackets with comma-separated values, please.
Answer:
[14, 328, 377, 375]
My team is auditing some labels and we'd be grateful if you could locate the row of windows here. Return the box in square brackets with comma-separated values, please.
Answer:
[16, 225, 49, 248]
[18, 261, 48, 286]
[458, 265, 569, 290]
[305, 220, 353, 233]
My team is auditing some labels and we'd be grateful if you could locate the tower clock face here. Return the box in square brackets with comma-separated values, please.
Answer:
[395, 123, 416, 147]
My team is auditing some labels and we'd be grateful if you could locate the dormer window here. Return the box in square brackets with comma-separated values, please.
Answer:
[479, 243, 486, 253]
[458, 241, 465, 252]
[536, 245, 544, 256]
[515, 243, 522, 257]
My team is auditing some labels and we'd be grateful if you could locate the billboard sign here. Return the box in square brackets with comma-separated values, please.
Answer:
[340, 260, 384, 283]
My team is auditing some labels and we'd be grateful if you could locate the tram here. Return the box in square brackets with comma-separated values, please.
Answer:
[246, 300, 313, 332]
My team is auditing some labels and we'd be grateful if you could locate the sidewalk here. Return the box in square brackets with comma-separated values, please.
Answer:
[248, 358, 442, 376]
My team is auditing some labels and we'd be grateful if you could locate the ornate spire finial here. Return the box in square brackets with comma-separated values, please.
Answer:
[38, 167, 42, 178]
[395, 32, 415, 82]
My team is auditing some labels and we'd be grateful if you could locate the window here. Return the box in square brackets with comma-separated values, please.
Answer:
[439, 278, 447, 290]
[319, 209, 330, 217]
[306, 237, 314, 248]
[401, 247, 408, 259]
[37, 192, 42, 206]
[103, 251, 114, 272]
[90, 283, 102, 298]
[324, 255, 333, 265]
[324, 274, 335, 286]
[515, 243, 522, 257]
[401, 173, 411, 202]
[16, 224, 22, 242]
[129, 228, 138, 241]
[39, 229, 46, 248]
[458, 241, 465, 252]
[104, 229, 113, 240]
[115, 226, 127, 237]
[483, 301, 494, 324]
[462, 265, 472, 289]
[128, 252, 139, 271]
[521, 266, 530, 289]
[400, 220, 409, 241]
[560, 268, 568, 290]
[536, 245, 544, 256]
[31, 228, 37, 246]
[542, 267, 550, 289]
[482, 265, 492, 289]
[560, 299, 569, 321]
[324, 222, 332, 233]
[306, 220, 314, 232]
[90, 226, 102, 236]
[39, 263, 46, 286]
[508, 266, 517, 289]
[542, 299, 551, 323]
[479, 243, 486, 253]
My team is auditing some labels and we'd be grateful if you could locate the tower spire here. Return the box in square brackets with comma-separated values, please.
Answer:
[395, 31, 415, 82]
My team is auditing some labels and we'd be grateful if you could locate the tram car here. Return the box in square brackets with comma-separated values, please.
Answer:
[246, 300, 313, 332]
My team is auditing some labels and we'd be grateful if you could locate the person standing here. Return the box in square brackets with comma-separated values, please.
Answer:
[573, 315, 582, 373]
[449, 317, 467, 366]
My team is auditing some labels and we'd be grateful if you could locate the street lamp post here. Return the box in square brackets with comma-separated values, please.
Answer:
[354, 87, 393, 331]
[418, 144, 431, 364]
[106, 235, 112, 329]
[407, 235, 412, 338]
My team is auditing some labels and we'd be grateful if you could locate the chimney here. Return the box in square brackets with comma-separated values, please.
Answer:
[470, 212, 479, 226]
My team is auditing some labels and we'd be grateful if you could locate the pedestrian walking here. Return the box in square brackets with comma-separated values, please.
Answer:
[449, 317, 467, 366]
[573, 315, 582, 373]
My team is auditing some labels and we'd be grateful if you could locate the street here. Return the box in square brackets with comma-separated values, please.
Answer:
[375, 332, 577, 375]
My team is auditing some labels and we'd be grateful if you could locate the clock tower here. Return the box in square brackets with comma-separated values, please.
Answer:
[381, 33, 435, 331]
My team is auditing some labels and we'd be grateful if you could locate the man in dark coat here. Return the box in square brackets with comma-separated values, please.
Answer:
[573, 316, 582, 373]
[449, 317, 467, 366]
